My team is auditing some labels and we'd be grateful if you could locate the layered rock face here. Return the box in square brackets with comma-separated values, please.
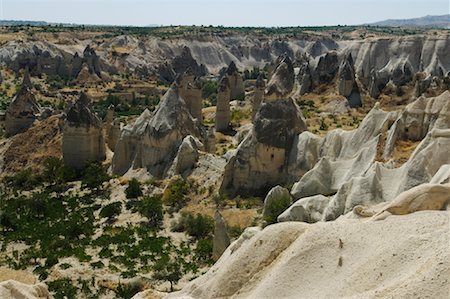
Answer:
[265, 55, 295, 101]
[252, 74, 265, 120]
[177, 70, 203, 121]
[225, 61, 245, 100]
[62, 93, 105, 169]
[221, 98, 307, 196]
[4, 72, 40, 137]
[215, 77, 231, 132]
[296, 62, 312, 96]
[112, 85, 203, 176]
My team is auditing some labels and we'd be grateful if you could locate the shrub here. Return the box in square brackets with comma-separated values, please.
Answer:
[125, 178, 143, 199]
[81, 162, 110, 190]
[43, 157, 76, 185]
[153, 258, 182, 292]
[99, 202, 122, 222]
[48, 278, 78, 299]
[163, 178, 190, 211]
[194, 239, 213, 265]
[183, 213, 214, 240]
[115, 280, 145, 299]
[138, 195, 163, 228]
[263, 196, 291, 225]
[4, 169, 41, 190]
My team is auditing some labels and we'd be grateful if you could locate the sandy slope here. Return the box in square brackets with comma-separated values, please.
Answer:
[165, 211, 450, 299]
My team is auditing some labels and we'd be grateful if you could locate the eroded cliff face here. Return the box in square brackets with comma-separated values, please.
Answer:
[1, 33, 448, 92]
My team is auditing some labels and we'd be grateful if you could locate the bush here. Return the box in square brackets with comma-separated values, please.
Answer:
[176, 213, 214, 240]
[125, 178, 143, 199]
[115, 280, 145, 299]
[4, 169, 41, 190]
[43, 157, 76, 185]
[194, 239, 213, 265]
[99, 202, 122, 222]
[163, 178, 190, 211]
[81, 162, 110, 190]
[48, 278, 78, 299]
[138, 195, 163, 228]
[263, 196, 291, 225]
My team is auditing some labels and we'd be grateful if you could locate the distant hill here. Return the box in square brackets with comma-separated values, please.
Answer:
[367, 15, 450, 28]
[0, 20, 49, 26]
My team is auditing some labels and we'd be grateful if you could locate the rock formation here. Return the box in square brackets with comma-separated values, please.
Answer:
[167, 211, 450, 299]
[296, 62, 313, 96]
[112, 85, 203, 176]
[158, 46, 207, 83]
[221, 98, 307, 196]
[262, 185, 292, 221]
[4, 73, 40, 137]
[337, 53, 361, 108]
[212, 210, 230, 261]
[62, 92, 106, 169]
[0, 280, 50, 299]
[166, 135, 201, 177]
[177, 69, 203, 121]
[215, 77, 231, 132]
[252, 74, 265, 120]
[104, 104, 120, 151]
[225, 61, 245, 100]
[314, 51, 339, 84]
[265, 55, 295, 101]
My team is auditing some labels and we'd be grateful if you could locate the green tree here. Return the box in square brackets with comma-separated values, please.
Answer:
[138, 195, 163, 228]
[125, 178, 143, 199]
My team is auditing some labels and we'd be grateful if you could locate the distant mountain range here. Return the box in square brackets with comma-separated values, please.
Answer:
[367, 15, 450, 28]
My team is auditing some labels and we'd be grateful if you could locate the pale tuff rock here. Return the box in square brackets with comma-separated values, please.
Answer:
[112, 85, 202, 176]
[104, 104, 120, 151]
[283, 92, 450, 223]
[221, 98, 307, 196]
[168, 211, 450, 299]
[205, 127, 216, 154]
[166, 135, 201, 177]
[337, 53, 361, 108]
[176, 69, 203, 121]
[252, 73, 265, 120]
[0, 280, 50, 299]
[212, 210, 230, 262]
[225, 61, 245, 100]
[383, 90, 450, 157]
[83, 45, 101, 77]
[76, 63, 101, 85]
[354, 183, 450, 221]
[158, 46, 207, 83]
[215, 77, 231, 132]
[62, 92, 106, 169]
[265, 55, 295, 101]
[4, 73, 40, 137]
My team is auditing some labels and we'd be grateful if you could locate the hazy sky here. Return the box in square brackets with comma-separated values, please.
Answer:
[1, 0, 449, 27]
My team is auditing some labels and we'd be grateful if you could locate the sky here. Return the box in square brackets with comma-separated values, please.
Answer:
[1, 0, 449, 27]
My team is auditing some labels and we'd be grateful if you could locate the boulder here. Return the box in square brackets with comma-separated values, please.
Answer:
[62, 92, 105, 169]
[0, 280, 50, 299]
[213, 210, 230, 261]
[278, 194, 329, 223]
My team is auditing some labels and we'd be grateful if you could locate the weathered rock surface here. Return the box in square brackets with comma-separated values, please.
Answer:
[212, 210, 230, 262]
[167, 211, 450, 299]
[62, 92, 105, 169]
[225, 61, 244, 100]
[166, 135, 201, 177]
[112, 85, 203, 176]
[221, 98, 307, 196]
[177, 69, 203, 121]
[295, 62, 312, 96]
[215, 77, 231, 132]
[262, 185, 292, 220]
[265, 55, 295, 101]
[337, 53, 361, 107]
[0, 280, 50, 299]
[252, 74, 265, 120]
[4, 73, 40, 137]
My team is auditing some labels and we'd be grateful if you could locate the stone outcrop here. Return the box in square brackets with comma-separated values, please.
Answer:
[296, 62, 313, 96]
[265, 55, 295, 101]
[0, 280, 50, 299]
[225, 61, 244, 100]
[62, 92, 105, 169]
[4, 73, 40, 137]
[166, 135, 201, 177]
[337, 53, 362, 108]
[176, 69, 203, 121]
[104, 104, 121, 151]
[112, 85, 203, 176]
[314, 51, 339, 84]
[158, 46, 207, 83]
[221, 98, 307, 196]
[212, 210, 230, 261]
[252, 74, 265, 120]
[215, 77, 231, 132]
